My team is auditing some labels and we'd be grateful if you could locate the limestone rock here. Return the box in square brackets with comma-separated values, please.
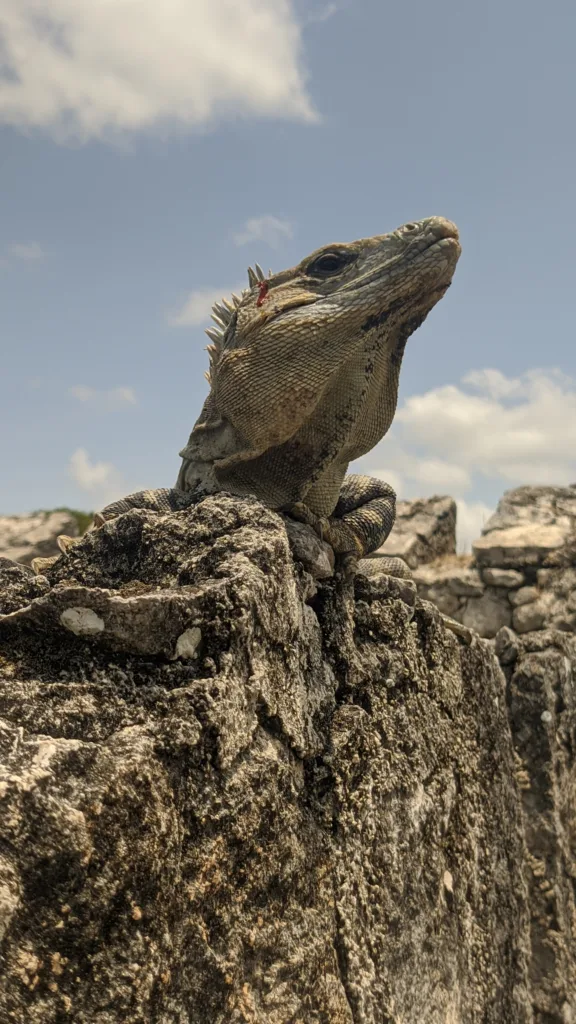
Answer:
[0, 558, 51, 615]
[473, 524, 569, 568]
[0, 494, 545, 1022]
[461, 590, 512, 638]
[0, 510, 80, 566]
[494, 626, 520, 665]
[376, 495, 456, 569]
[510, 586, 539, 607]
[497, 629, 576, 1019]
[475, 486, 576, 569]
[513, 602, 547, 634]
[482, 568, 526, 588]
[282, 516, 335, 580]
[483, 485, 576, 533]
[415, 563, 483, 598]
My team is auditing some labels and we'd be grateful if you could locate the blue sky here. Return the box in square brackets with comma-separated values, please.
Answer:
[1, 0, 575, 546]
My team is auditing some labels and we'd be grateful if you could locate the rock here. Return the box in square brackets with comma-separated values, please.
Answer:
[473, 524, 569, 568]
[513, 602, 547, 634]
[528, 569, 576, 633]
[413, 562, 482, 615]
[420, 585, 461, 617]
[0, 558, 51, 615]
[500, 630, 576, 1020]
[0, 493, 547, 1022]
[376, 495, 456, 569]
[510, 586, 539, 607]
[0, 510, 80, 566]
[446, 569, 484, 597]
[475, 486, 576, 569]
[282, 517, 335, 579]
[482, 568, 526, 588]
[494, 626, 520, 665]
[461, 591, 512, 638]
[483, 485, 576, 532]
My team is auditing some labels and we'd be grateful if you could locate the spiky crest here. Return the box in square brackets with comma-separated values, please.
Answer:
[203, 264, 273, 384]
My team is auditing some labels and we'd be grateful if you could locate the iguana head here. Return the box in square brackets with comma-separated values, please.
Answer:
[206, 216, 459, 372]
[179, 217, 460, 509]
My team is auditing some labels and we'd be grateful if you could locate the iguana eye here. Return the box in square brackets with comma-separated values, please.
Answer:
[307, 251, 352, 276]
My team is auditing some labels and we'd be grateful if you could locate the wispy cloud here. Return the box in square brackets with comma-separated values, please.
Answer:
[9, 241, 44, 261]
[68, 448, 126, 503]
[233, 215, 293, 249]
[305, 3, 340, 25]
[0, 0, 317, 142]
[70, 385, 137, 407]
[168, 283, 245, 328]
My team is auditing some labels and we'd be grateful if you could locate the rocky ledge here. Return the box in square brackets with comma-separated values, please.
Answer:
[414, 486, 576, 639]
[0, 494, 574, 1023]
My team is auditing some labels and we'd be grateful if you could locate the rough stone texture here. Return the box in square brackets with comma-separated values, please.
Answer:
[482, 568, 526, 588]
[511, 587, 540, 608]
[376, 495, 456, 569]
[461, 590, 512, 638]
[415, 563, 483, 598]
[411, 486, 576, 640]
[0, 494, 553, 1023]
[496, 628, 576, 1022]
[474, 486, 576, 569]
[473, 524, 569, 569]
[0, 511, 80, 566]
[513, 602, 547, 635]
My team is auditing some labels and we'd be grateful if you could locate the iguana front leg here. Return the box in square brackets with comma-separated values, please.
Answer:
[288, 474, 411, 580]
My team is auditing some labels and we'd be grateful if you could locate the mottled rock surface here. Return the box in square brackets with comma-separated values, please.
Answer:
[412, 486, 576, 639]
[474, 486, 576, 569]
[497, 627, 576, 1022]
[0, 510, 80, 566]
[0, 495, 573, 1022]
[376, 495, 456, 568]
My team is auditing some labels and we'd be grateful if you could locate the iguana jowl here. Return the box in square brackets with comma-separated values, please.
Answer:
[39, 217, 461, 576]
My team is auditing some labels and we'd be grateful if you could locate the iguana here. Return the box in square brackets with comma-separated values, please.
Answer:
[35, 216, 461, 581]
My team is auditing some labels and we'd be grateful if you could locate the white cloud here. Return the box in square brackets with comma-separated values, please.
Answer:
[462, 368, 524, 400]
[10, 241, 44, 261]
[233, 215, 293, 249]
[395, 368, 576, 486]
[168, 283, 245, 328]
[0, 0, 316, 141]
[361, 368, 576, 550]
[68, 448, 126, 502]
[70, 385, 137, 407]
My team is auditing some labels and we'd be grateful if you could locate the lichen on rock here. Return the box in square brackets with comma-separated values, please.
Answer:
[0, 494, 573, 1023]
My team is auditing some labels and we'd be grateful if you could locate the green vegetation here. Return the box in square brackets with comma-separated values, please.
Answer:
[34, 507, 94, 536]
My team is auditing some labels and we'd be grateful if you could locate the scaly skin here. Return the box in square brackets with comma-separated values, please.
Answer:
[35, 217, 461, 579]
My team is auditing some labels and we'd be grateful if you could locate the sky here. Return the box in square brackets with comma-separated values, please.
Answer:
[1, 0, 575, 549]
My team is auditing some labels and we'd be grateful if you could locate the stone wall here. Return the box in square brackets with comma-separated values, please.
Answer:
[0, 494, 573, 1021]
[405, 486, 576, 639]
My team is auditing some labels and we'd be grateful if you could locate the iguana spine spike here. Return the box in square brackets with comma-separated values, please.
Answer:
[205, 327, 223, 343]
